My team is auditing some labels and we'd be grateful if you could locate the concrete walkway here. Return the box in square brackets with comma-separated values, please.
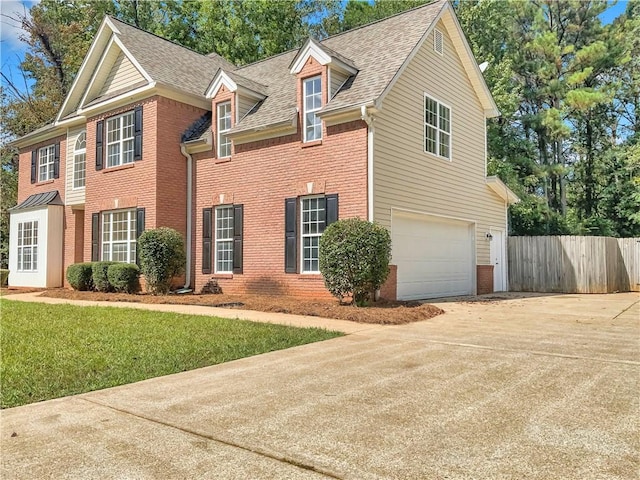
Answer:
[2, 292, 639, 479]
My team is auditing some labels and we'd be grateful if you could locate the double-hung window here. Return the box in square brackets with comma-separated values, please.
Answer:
[424, 94, 451, 159]
[38, 145, 56, 182]
[73, 131, 86, 189]
[217, 101, 232, 158]
[106, 111, 135, 167]
[101, 209, 136, 263]
[215, 206, 233, 273]
[301, 196, 326, 273]
[303, 76, 322, 142]
[17, 221, 38, 271]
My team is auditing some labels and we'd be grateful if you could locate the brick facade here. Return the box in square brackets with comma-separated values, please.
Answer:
[476, 265, 494, 295]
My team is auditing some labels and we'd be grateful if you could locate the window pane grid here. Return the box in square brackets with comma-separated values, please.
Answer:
[424, 95, 451, 159]
[106, 112, 135, 167]
[303, 76, 322, 142]
[215, 206, 234, 273]
[217, 102, 232, 158]
[301, 197, 326, 273]
[17, 221, 38, 271]
[101, 210, 136, 263]
[38, 145, 55, 182]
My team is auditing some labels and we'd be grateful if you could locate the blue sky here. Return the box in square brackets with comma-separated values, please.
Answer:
[0, 0, 631, 97]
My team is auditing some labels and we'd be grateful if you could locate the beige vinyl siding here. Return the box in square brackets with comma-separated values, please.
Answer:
[237, 94, 259, 121]
[373, 19, 506, 265]
[65, 126, 86, 206]
[329, 68, 349, 98]
[98, 51, 145, 98]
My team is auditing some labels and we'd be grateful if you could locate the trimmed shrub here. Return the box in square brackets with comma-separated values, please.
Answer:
[319, 218, 392, 306]
[66, 263, 94, 291]
[0, 269, 8, 287]
[138, 227, 185, 295]
[92, 261, 117, 292]
[107, 263, 140, 294]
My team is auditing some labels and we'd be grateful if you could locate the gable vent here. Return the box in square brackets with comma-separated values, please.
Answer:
[434, 29, 444, 55]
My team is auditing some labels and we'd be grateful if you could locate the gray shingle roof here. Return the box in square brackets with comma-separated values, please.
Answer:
[230, 0, 445, 132]
[109, 17, 237, 98]
[9, 191, 63, 211]
[182, 111, 212, 142]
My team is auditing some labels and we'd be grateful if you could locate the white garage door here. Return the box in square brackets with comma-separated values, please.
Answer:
[392, 212, 474, 300]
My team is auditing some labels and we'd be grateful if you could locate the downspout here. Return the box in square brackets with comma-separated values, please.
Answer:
[180, 144, 193, 289]
[361, 105, 374, 222]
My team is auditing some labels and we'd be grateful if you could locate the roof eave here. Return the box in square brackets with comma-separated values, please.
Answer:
[486, 176, 520, 205]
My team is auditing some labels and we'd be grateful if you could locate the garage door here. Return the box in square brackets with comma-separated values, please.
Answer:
[392, 212, 474, 300]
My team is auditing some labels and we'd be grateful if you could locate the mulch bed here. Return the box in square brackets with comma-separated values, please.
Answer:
[40, 289, 444, 325]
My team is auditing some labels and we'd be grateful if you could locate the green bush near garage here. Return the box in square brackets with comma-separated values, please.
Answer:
[92, 261, 117, 292]
[66, 263, 94, 291]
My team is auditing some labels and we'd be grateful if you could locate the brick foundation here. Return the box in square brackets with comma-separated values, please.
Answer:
[379, 264, 397, 301]
[476, 265, 494, 295]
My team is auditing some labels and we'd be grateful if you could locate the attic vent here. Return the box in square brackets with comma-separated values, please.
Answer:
[434, 29, 444, 55]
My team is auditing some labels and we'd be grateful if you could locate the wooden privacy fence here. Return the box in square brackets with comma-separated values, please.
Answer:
[508, 236, 640, 293]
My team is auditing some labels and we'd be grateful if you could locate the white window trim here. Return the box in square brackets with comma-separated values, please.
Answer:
[303, 76, 322, 143]
[73, 131, 87, 190]
[434, 29, 444, 56]
[106, 111, 135, 168]
[214, 205, 233, 273]
[38, 145, 55, 182]
[217, 101, 232, 158]
[424, 93, 452, 161]
[101, 209, 137, 264]
[300, 195, 325, 274]
[16, 220, 38, 272]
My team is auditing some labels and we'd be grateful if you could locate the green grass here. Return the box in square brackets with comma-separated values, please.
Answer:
[0, 300, 343, 408]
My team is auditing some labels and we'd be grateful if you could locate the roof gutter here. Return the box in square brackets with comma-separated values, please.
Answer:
[179, 144, 194, 289]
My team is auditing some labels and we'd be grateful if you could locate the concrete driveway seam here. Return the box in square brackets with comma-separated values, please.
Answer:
[78, 397, 345, 480]
[612, 298, 640, 320]
[418, 339, 640, 366]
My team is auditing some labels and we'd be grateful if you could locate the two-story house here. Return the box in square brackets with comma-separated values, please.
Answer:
[9, 0, 518, 300]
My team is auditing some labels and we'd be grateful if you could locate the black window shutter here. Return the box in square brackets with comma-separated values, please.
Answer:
[284, 198, 298, 273]
[233, 204, 243, 274]
[135, 208, 145, 266]
[134, 106, 143, 161]
[202, 208, 212, 274]
[31, 150, 37, 184]
[96, 120, 104, 170]
[326, 194, 339, 227]
[53, 142, 60, 179]
[91, 213, 100, 261]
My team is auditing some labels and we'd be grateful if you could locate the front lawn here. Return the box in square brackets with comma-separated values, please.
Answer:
[0, 300, 342, 408]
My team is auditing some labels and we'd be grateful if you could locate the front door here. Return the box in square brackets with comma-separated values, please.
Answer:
[490, 228, 506, 292]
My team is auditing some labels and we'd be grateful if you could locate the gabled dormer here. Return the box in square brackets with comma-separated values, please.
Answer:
[289, 39, 358, 143]
[205, 69, 267, 159]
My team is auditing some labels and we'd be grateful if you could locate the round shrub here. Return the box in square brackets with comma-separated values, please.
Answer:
[138, 227, 185, 295]
[319, 218, 391, 305]
[107, 263, 140, 294]
[92, 261, 117, 292]
[66, 263, 94, 291]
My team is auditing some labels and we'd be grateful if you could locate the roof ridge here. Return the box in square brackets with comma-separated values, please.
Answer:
[236, 0, 443, 71]
[320, 0, 443, 43]
[107, 15, 235, 67]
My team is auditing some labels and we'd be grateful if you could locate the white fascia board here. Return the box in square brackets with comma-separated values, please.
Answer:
[155, 84, 211, 110]
[375, 2, 447, 110]
[442, 6, 500, 118]
[236, 85, 266, 102]
[77, 83, 156, 117]
[206, 70, 237, 99]
[486, 176, 520, 205]
[56, 17, 114, 122]
[290, 39, 332, 74]
[78, 36, 118, 109]
[112, 36, 153, 84]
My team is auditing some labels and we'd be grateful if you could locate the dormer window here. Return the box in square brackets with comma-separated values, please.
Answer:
[303, 76, 322, 142]
[217, 101, 232, 158]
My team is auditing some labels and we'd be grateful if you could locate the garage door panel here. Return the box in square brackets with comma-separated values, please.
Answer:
[392, 213, 474, 300]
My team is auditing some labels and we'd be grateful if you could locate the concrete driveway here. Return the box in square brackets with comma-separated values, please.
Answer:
[2, 293, 638, 479]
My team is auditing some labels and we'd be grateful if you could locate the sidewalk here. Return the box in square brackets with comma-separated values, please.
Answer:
[2, 291, 377, 334]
